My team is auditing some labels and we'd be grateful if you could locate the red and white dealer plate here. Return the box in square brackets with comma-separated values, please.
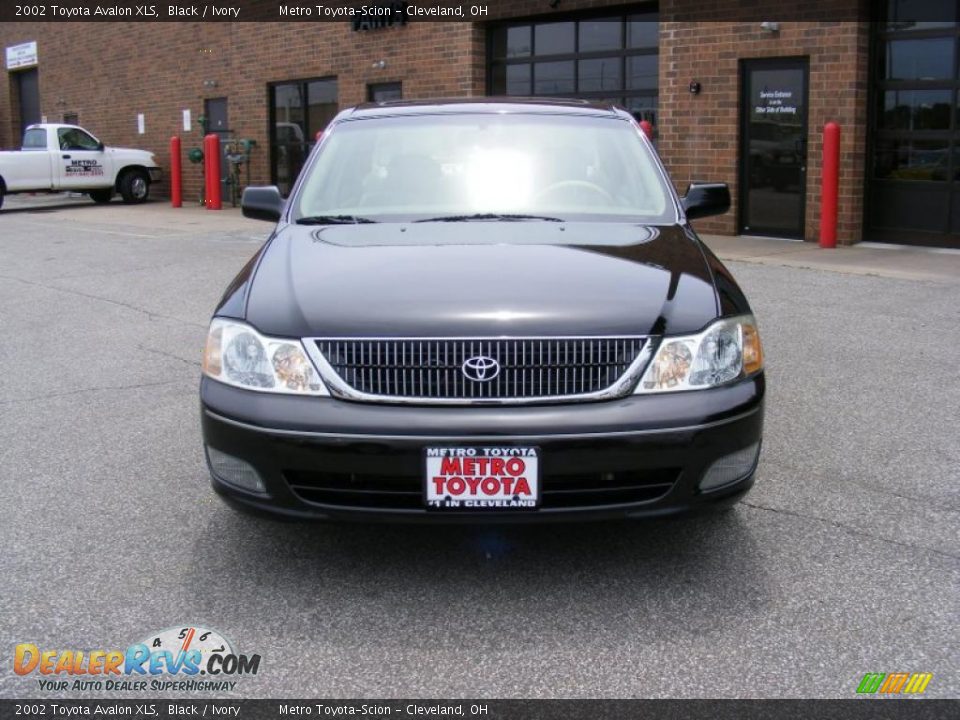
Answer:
[424, 447, 540, 510]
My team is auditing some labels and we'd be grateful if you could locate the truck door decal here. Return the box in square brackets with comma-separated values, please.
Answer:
[65, 159, 104, 177]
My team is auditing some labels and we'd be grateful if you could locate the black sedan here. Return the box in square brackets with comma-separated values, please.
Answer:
[200, 99, 764, 522]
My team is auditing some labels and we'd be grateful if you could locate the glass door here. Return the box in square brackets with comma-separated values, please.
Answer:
[867, 16, 960, 248]
[739, 58, 809, 238]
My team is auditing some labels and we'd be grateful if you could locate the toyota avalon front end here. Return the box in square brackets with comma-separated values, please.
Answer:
[200, 99, 764, 522]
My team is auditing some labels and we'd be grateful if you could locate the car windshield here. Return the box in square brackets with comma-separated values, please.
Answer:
[293, 112, 673, 224]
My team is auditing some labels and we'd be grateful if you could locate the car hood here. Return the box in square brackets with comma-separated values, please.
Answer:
[241, 222, 720, 338]
[107, 147, 156, 164]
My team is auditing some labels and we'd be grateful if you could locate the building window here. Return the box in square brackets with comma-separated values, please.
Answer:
[488, 9, 659, 125]
[867, 6, 960, 246]
[269, 77, 338, 196]
[368, 82, 402, 102]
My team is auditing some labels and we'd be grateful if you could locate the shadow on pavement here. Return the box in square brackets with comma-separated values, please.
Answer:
[1, 199, 105, 214]
[1, 198, 164, 214]
[185, 505, 770, 647]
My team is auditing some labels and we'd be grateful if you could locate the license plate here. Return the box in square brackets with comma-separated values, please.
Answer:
[425, 447, 540, 510]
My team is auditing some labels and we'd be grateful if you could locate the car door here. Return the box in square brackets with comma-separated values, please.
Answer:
[55, 127, 113, 190]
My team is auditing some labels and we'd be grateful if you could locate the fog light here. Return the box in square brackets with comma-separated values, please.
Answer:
[699, 442, 760, 492]
[206, 446, 266, 493]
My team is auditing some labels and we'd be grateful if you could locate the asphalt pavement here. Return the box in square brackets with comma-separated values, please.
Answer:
[0, 197, 957, 699]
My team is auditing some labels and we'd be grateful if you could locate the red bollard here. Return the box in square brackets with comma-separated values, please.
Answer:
[170, 136, 182, 208]
[820, 122, 840, 249]
[204, 133, 222, 210]
[203, 135, 213, 208]
[639, 120, 654, 140]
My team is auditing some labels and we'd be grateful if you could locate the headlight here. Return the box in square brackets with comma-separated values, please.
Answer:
[201, 318, 328, 395]
[636, 315, 763, 393]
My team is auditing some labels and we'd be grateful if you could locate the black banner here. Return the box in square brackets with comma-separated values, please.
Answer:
[0, 700, 958, 720]
[0, 0, 957, 24]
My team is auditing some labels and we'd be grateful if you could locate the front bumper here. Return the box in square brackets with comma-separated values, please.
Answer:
[200, 374, 764, 523]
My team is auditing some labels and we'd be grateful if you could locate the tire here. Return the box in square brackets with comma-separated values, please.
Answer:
[119, 169, 150, 204]
[89, 188, 113, 204]
[0, 181, 5, 211]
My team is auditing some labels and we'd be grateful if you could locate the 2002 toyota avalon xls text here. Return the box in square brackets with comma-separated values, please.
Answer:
[200, 99, 765, 522]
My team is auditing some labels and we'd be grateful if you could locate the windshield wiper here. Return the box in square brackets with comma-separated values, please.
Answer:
[295, 215, 378, 225]
[414, 213, 563, 223]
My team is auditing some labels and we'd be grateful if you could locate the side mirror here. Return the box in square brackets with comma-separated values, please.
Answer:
[241, 186, 284, 222]
[681, 182, 731, 220]
[96, 141, 105, 151]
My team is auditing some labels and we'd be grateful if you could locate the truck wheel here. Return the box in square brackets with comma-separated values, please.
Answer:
[89, 188, 113, 204]
[119, 170, 150, 204]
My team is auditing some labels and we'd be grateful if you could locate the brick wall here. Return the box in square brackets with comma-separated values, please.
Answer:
[0, 22, 481, 202]
[657, 19, 870, 242]
[0, 6, 870, 243]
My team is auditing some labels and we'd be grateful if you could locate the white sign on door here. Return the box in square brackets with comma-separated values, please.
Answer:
[6, 41, 38, 70]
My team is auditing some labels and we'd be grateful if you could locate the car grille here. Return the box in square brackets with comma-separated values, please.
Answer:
[284, 468, 678, 511]
[311, 337, 647, 402]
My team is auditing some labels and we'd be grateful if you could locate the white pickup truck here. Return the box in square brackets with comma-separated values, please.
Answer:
[0, 124, 162, 210]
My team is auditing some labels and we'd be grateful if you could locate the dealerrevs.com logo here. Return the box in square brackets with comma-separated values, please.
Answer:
[14, 626, 261, 692]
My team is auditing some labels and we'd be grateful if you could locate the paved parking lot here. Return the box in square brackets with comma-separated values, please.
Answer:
[1, 199, 957, 699]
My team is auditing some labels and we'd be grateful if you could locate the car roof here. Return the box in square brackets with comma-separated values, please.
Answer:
[26, 124, 84, 131]
[346, 97, 624, 119]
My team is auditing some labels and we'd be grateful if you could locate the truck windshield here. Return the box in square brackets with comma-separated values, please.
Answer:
[294, 113, 673, 223]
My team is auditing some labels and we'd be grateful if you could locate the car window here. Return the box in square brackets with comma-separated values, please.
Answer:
[58, 127, 100, 151]
[295, 113, 673, 224]
[22, 128, 47, 150]
[276, 123, 304, 144]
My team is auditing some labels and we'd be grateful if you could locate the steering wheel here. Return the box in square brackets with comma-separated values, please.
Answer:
[534, 180, 614, 204]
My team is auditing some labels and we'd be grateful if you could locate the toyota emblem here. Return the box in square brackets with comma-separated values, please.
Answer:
[461, 355, 500, 382]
